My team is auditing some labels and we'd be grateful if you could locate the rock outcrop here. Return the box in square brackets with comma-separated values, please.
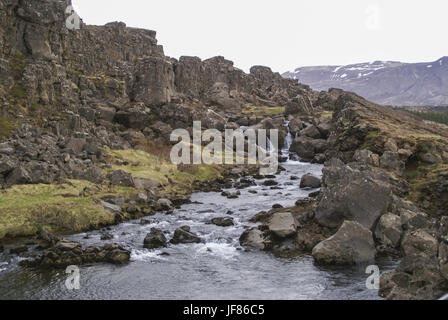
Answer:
[312, 221, 376, 265]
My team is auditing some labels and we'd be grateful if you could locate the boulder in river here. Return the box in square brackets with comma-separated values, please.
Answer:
[267, 212, 297, 238]
[211, 217, 234, 227]
[263, 180, 278, 186]
[156, 198, 173, 211]
[239, 227, 272, 251]
[312, 221, 376, 265]
[170, 226, 201, 244]
[19, 241, 131, 268]
[299, 174, 322, 189]
[9, 245, 28, 255]
[144, 228, 167, 249]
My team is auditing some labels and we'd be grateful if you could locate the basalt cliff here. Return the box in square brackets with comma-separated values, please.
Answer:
[1, 0, 448, 300]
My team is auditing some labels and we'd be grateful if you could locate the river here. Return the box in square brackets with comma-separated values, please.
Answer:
[0, 133, 399, 300]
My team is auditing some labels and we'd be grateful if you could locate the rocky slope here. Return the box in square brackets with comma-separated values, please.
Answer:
[0, 0, 315, 240]
[283, 58, 448, 106]
[241, 89, 448, 299]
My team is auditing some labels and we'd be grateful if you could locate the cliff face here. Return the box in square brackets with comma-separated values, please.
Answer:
[0, 0, 311, 121]
[0, 0, 316, 186]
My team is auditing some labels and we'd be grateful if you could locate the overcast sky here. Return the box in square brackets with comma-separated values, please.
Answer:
[72, 0, 448, 73]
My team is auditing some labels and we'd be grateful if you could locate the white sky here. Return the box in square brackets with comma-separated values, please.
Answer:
[72, 0, 448, 73]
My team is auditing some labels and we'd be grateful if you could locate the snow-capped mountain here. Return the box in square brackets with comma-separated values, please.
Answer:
[283, 57, 448, 106]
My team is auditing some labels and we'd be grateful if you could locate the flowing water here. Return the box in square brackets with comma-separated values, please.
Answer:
[0, 136, 399, 300]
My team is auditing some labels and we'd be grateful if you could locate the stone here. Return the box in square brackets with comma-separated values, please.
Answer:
[210, 217, 234, 227]
[421, 152, 442, 164]
[263, 180, 278, 186]
[170, 226, 201, 244]
[401, 230, 439, 258]
[134, 178, 160, 191]
[267, 212, 297, 238]
[156, 198, 173, 211]
[380, 151, 404, 175]
[312, 221, 376, 265]
[290, 136, 315, 161]
[315, 159, 392, 230]
[144, 228, 167, 249]
[9, 245, 28, 255]
[239, 227, 272, 251]
[299, 174, 322, 189]
[108, 170, 135, 187]
[375, 213, 402, 248]
[300, 125, 321, 139]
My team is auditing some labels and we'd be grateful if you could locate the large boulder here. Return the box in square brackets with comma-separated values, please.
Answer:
[211, 217, 234, 227]
[312, 221, 376, 265]
[144, 228, 167, 249]
[134, 178, 160, 191]
[290, 136, 315, 161]
[107, 170, 135, 187]
[267, 212, 297, 238]
[300, 125, 321, 139]
[300, 174, 322, 189]
[380, 151, 405, 175]
[239, 227, 272, 251]
[315, 159, 392, 230]
[170, 226, 201, 244]
[375, 213, 403, 248]
[401, 230, 439, 258]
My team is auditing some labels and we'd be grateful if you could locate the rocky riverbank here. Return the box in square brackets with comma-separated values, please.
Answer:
[239, 91, 448, 300]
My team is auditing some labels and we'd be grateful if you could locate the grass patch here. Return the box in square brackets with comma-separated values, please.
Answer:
[68, 69, 82, 77]
[0, 117, 15, 137]
[242, 105, 285, 117]
[361, 130, 381, 150]
[105, 147, 224, 196]
[319, 111, 333, 119]
[0, 180, 138, 240]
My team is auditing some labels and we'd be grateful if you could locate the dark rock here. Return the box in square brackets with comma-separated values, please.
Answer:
[107, 170, 135, 187]
[300, 174, 322, 189]
[312, 221, 376, 265]
[100, 233, 114, 241]
[239, 227, 272, 251]
[211, 217, 234, 227]
[263, 180, 278, 186]
[315, 158, 392, 230]
[10, 245, 28, 255]
[144, 228, 167, 249]
[170, 226, 201, 244]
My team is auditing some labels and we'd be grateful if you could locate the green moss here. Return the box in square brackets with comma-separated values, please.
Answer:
[361, 130, 381, 150]
[320, 111, 333, 119]
[29, 100, 41, 113]
[0, 180, 137, 240]
[105, 148, 223, 196]
[9, 51, 26, 78]
[242, 105, 285, 117]
[68, 69, 82, 77]
[0, 117, 15, 137]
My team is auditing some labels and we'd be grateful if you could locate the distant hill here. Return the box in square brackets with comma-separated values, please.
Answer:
[283, 57, 448, 106]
